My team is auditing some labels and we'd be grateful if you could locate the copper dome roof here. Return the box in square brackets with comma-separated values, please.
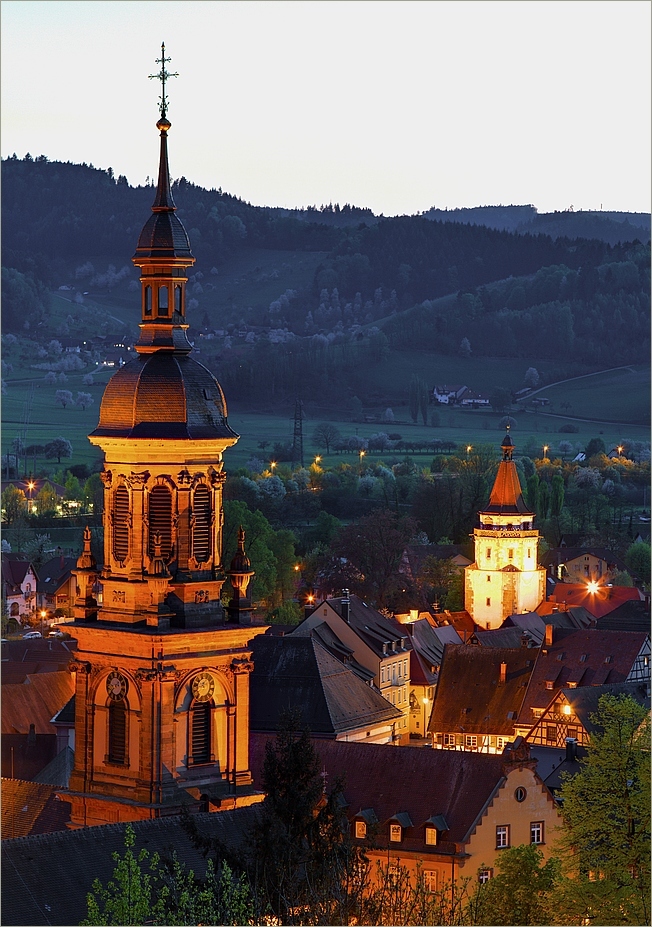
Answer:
[92, 352, 238, 440]
[133, 210, 193, 260]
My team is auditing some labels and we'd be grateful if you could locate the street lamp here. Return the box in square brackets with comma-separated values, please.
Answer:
[543, 445, 549, 459]
[359, 449, 365, 472]
[617, 445, 623, 458]
[270, 461, 277, 472]
[314, 455, 321, 465]
[422, 695, 429, 738]
[466, 445, 472, 457]
[40, 609, 47, 636]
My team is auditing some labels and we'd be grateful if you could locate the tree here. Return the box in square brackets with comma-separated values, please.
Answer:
[55, 389, 73, 409]
[585, 437, 606, 459]
[459, 336, 471, 357]
[35, 481, 58, 515]
[624, 542, 650, 584]
[558, 440, 573, 461]
[44, 437, 73, 464]
[1, 484, 27, 523]
[524, 367, 540, 388]
[490, 388, 512, 413]
[312, 422, 341, 455]
[468, 844, 559, 926]
[554, 694, 650, 926]
[525, 473, 540, 515]
[408, 376, 419, 423]
[248, 713, 365, 925]
[333, 509, 418, 607]
[76, 391, 94, 410]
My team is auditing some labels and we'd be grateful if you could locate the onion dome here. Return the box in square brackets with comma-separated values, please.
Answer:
[92, 353, 238, 440]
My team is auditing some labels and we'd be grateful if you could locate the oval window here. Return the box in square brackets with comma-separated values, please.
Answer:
[514, 787, 527, 803]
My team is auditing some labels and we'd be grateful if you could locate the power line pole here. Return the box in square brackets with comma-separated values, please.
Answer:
[292, 399, 304, 469]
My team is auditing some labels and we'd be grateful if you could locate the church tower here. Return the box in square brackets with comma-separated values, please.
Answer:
[66, 47, 265, 827]
[464, 431, 546, 630]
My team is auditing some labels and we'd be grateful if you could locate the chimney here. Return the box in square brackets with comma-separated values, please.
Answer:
[341, 588, 350, 623]
[545, 624, 554, 646]
[565, 737, 577, 762]
[499, 662, 507, 685]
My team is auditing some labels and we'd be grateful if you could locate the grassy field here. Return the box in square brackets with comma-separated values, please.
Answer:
[530, 365, 650, 426]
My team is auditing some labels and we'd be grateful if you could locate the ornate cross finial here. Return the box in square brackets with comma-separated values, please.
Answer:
[148, 42, 178, 119]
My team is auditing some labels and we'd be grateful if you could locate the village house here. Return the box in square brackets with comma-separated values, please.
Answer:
[2, 555, 39, 623]
[290, 591, 412, 741]
[250, 734, 561, 890]
[249, 633, 402, 744]
[432, 384, 468, 405]
[540, 546, 629, 584]
[428, 645, 536, 753]
[513, 625, 650, 738]
[525, 680, 650, 750]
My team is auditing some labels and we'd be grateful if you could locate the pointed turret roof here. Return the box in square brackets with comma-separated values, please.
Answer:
[483, 431, 532, 515]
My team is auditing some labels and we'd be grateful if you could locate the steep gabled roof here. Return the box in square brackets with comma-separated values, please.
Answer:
[250, 635, 401, 736]
[1, 779, 71, 840]
[558, 681, 650, 734]
[428, 645, 535, 736]
[518, 627, 649, 727]
[547, 583, 643, 618]
[36, 557, 76, 596]
[596, 600, 651, 632]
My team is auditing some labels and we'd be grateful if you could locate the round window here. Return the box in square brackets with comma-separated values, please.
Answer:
[514, 787, 527, 802]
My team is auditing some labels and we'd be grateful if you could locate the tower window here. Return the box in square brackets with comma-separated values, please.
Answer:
[112, 485, 130, 562]
[190, 702, 211, 765]
[508, 549, 514, 559]
[192, 485, 212, 564]
[174, 284, 182, 314]
[144, 285, 152, 316]
[486, 548, 491, 559]
[108, 701, 127, 765]
[158, 285, 169, 316]
[149, 485, 172, 559]
[527, 548, 531, 558]
[486, 597, 491, 607]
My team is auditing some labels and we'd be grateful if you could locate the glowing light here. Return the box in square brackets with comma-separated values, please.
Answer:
[270, 461, 277, 470]
[40, 610, 47, 619]
[314, 456, 321, 464]
[466, 445, 472, 454]
[294, 564, 300, 572]
[617, 445, 623, 455]
[543, 445, 549, 457]
[359, 450, 365, 458]
[28, 482, 35, 490]
[587, 580, 600, 594]
[562, 704, 572, 716]
[422, 696, 429, 705]
[307, 594, 314, 603]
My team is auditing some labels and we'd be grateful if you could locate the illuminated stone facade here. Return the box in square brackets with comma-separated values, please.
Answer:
[465, 433, 546, 630]
[66, 64, 265, 827]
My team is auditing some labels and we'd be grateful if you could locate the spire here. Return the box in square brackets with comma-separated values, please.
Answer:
[148, 43, 178, 211]
[484, 430, 532, 515]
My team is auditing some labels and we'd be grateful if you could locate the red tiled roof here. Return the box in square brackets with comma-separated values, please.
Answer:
[519, 627, 648, 728]
[250, 732, 509, 848]
[485, 461, 531, 515]
[1, 779, 71, 839]
[549, 583, 643, 618]
[2, 673, 75, 735]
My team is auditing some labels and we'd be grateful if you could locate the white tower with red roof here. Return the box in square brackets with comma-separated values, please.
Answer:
[465, 432, 546, 629]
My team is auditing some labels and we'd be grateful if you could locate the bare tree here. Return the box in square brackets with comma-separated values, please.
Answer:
[312, 423, 342, 455]
[55, 389, 74, 409]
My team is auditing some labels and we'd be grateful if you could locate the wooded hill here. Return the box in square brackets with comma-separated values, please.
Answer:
[2, 154, 650, 405]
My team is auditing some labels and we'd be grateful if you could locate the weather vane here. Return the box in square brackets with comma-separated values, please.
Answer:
[149, 42, 178, 119]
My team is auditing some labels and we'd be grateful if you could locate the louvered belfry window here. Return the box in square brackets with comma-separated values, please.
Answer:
[149, 485, 172, 558]
[113, 485, 130, 561]
[108, 701, 127, 764]
[193, 485, 212, 564]
[191, 703, 211, 764]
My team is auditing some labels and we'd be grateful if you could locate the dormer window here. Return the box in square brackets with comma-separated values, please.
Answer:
[425, 826, 437, 846]
[355, 821, 367, 839]
[390, 824, 402, 842]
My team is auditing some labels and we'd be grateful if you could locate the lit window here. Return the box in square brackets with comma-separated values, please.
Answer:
[530, 821, 544, 844]
[443, 733, 456, 747]
[546, 725, 557, 742]
[545, 680, 554, 690]
[478, 869, 493, 884]
[425, 826, 437, 846]
[496, 737, 505, 750]
[465, 735, 478, 749]
[390, 824, 402, 842]
[496, 825, 509, 848]
[355, 821, 367, 839]
[381, 667, 385, 682]
[423, 870, 438, 892]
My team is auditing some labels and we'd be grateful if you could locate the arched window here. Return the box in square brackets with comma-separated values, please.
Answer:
[174, 284, 182, 314]
[190, 702, 211, 765]
[113, 485, 129, 561]
[108, 701, 127, 765]
[149, 485, 172, 559]
[158, 285, 169, 316]
[192, 484, 212, 564]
